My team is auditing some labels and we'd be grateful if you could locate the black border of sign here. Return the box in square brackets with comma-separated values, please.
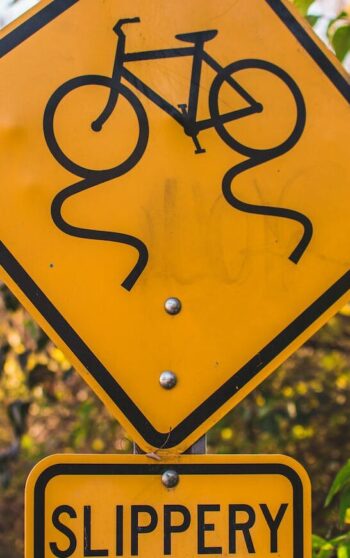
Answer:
[1, 0, 350, 448]
[32, 461, 305, 558]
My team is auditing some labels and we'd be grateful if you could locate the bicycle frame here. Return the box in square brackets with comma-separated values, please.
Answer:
[93, 21, 263, 152]
[123, 45, 260, 132]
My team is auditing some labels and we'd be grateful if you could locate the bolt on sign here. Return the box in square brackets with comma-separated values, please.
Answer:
[0, 0, 350, 453]
[25, 454, 311, 558]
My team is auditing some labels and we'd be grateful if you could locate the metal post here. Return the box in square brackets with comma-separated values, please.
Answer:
[184, 435, 207, 454]
[133, 435, 207, 454]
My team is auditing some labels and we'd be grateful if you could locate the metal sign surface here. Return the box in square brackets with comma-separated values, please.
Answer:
[0, 0, 350, 452]
[25, 454, 311, 558]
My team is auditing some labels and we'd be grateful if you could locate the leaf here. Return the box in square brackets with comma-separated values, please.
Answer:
[293, 0, 314, 16]
[325, 460, 350, 507]
[338, 544, 350, 558]
[332, 25, 350, 62]
[329, 535, 350, 546]
[306, 15, 321, 27]
[313, 534, 329, 549]
[339, 489, 350, 523]
[318, 543, 336, 558]
[327, 12, 348, 39]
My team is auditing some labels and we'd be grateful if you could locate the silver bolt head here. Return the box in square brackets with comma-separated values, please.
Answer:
[162, 469, 179, 488]
[159, 370, 177, 389]
[164, 297, 182, 315]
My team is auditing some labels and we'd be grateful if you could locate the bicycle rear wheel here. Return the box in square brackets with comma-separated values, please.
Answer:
[44, 75, 149, 180]
[209, 59, 306, 159]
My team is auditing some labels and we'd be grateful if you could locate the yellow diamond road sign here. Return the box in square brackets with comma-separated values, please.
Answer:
[0, 0, 350, 452]
[25, 454, 311, 558]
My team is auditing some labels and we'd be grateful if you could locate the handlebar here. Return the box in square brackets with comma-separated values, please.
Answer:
[113, 17, 141, 36]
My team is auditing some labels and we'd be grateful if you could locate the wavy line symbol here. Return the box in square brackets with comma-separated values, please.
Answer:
[209, 58, 312, 264]
[44, 76, 150, 292]
[222, 157, 313, 264]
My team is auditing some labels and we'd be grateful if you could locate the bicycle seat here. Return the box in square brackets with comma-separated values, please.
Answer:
[175, 30, 218, 44]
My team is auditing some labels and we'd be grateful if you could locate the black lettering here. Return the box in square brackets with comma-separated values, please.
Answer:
[164, 505, 191, 554]
[260, 503, 288, 552]
[229, 504, 255, 554]
[131, 505, 158, 555]
[84, 506, 108, 556]
[116, 505, 123, 556]
[197, 505, 222, 554]
[49, 505, 77, 558]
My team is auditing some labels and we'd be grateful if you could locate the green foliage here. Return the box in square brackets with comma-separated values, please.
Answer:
[326, 460, 350, 509]
[325, 11, 350, 62]
[293, 0, 350, 63]
[332, 25, 350, 62]
[293, 0, 314, 17]
[313, 534, 350, 558]
[306, 15, 321, 27]
[313, 459, 350, 557]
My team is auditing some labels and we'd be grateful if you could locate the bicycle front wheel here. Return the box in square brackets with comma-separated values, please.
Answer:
[209, 59, 306, 159]
[44, 75, 149, 180]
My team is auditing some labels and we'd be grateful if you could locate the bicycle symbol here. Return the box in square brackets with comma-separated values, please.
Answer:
[44, 17, 312, 291]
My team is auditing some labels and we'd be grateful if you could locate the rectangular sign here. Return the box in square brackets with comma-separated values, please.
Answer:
[25, 454, 311, 558]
